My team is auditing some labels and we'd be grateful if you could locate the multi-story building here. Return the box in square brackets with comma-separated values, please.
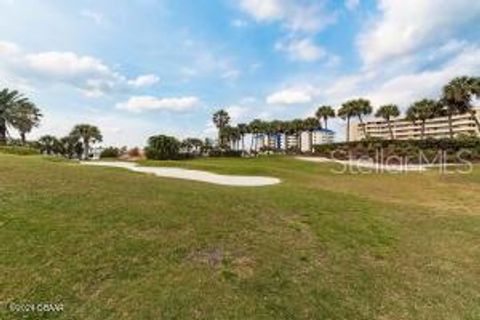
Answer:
[300, 129, 335, 152]
[350, 108, 480, 141]
[255, 128, 335, 151]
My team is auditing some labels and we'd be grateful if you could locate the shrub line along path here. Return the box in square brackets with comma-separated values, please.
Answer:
[81, 161, 281, 186]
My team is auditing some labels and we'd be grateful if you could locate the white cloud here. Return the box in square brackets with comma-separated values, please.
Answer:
[267, 88, 313, 105]
[276, 38, 327, 62]
[116, 96, 201, 113]
[239, 0, 283, 22]
[345, 0, 360, 11]
[0, 41, 158, 97]
[25, 51, 111, 79]
[127, 74, 160, 87]
[320, 44, 480, 109]
[357, 0, 480, 66]
[239, 0, 336, 32]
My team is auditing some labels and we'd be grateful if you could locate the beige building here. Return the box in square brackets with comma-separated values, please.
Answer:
[350, 108, 480, 141]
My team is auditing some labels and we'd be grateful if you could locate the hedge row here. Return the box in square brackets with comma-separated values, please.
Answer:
[0, 146, 40, 156]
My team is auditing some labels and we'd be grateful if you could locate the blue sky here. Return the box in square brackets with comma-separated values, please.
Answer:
[1, 0, 479, 146]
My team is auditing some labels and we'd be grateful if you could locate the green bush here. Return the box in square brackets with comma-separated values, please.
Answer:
[100, 147, 121, 159]
[312, 137, 480, 163]
[208, 149, 242, 158]
[0, 146, 40, 156]
[145, 135, 181, 160]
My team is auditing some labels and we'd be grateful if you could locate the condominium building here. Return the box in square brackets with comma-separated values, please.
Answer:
[350, 108, 480, 141]
[300, 129, 335, 152]
[255, 128, 335, 151]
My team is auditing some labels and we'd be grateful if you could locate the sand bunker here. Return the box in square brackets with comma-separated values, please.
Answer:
[81, 161, 280, 186]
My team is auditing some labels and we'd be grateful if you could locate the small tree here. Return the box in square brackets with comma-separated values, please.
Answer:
[145, 135, 181, 160]
[10, 101, 42, 144]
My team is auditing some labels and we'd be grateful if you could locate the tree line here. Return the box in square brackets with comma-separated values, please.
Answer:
[213, 76, 480, 152]
[0, 88, 103, 159]
[212, 106, 336, 153]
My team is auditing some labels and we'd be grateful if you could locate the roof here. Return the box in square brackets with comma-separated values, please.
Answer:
[314, 127, 335, 134]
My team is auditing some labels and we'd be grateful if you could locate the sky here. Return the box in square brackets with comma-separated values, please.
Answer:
[0, 0, 479, 146]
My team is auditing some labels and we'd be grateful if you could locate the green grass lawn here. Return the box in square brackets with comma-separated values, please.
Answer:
[1, 154, 480, 319]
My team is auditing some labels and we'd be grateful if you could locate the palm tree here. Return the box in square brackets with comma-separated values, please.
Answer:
[212, 110, 230, 148]
[60, 134, 84, 159]
[406, 99, 439, 139]
[10, 101, 42, 144]
[269, 120, 284, 150]
[442, 76, 480, 135]
[237, 123, 248, 153]
[338, 102, 356, 142]
[0, 88, 27, 145]
[70, 124, 103, 160]
[290, 119, 304, 151]
[303, 117, 319, 152]
[38, 135, 60, 155]
[315, 105, 335, 129]
[348, 98, 373, 138]
[375, 104, 400, 140]
[248, 119, 262, 151]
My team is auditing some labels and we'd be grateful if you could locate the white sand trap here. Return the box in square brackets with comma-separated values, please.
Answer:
[81, 161, 280, 186]
[296, 156, 429, 172]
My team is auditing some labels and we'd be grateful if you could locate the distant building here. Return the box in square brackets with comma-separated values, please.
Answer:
[300, 128, 335, 152]
[255, 128, 335, 151]
[350, 108, 480, 141]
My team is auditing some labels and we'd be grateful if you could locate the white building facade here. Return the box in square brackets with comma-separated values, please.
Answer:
[255, 128, 335, 152]
[350, 109, 480, 141]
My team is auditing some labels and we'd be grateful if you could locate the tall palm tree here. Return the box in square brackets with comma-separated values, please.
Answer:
[0, 88, 27, 145]
[248, 119, 262, 151]
[315, 105, 335, 129]
[406, 99, 439, 140]
[70, 124, 103, 160]
[10, 101, 42, 144]
[375, 104, 400, 140]
[303, 117, 319, 152]
[212, 109, 230, 148]
[237, 123, 248, 153]
[442, 76, 480, 134]
[348, 98, 373, 138]
[338, 102, 356, 142]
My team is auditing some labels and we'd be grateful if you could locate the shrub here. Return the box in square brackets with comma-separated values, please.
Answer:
[0, 146, 40, 156]
[312, 136, 480, 163]
[145, 135, 181, 160]
[100, 146, 121, 158]
[208, 149, 243, 158]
